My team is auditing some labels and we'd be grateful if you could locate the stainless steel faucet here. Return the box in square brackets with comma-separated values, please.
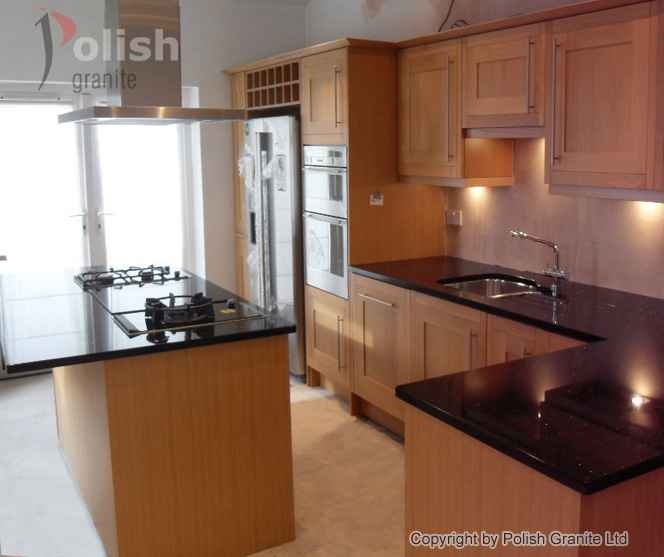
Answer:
[509, 229, 568, 298]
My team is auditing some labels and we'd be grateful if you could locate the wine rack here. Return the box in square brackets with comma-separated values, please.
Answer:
[246, 62, 300, 110]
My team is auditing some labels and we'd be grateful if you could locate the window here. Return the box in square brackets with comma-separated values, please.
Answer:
[0, 93, 200, 274]
[94, 124, 186, 269]
[0, 102, 85, 271]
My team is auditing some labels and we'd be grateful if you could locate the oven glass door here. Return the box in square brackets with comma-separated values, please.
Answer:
[304, 213, 348, 299]
[303, 167, 348, 219]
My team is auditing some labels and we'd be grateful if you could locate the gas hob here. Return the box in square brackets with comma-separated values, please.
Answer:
[74, 265, 265, 342]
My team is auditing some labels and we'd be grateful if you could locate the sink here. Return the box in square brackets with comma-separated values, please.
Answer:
[438, 273, 550, 300]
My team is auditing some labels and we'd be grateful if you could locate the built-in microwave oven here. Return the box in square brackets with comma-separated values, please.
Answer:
[303, 145, 348, 219]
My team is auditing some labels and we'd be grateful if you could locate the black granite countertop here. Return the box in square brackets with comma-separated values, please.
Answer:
[351, 256, 664, 494]
[0, 269, 295, 374]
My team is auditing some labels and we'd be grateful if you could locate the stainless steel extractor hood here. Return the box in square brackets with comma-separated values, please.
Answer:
[59, 0, 246, 125]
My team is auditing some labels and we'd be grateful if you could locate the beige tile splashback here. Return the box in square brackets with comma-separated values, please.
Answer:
[446, 139, 664, 299]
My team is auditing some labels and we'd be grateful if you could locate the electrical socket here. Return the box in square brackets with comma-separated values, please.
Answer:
[445, 209, 463, 227]
[369, 192, 384, 207]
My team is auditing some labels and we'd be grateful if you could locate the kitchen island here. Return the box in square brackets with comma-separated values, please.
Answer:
[352, 257, 664, 556]
[0, 269, 296, 557]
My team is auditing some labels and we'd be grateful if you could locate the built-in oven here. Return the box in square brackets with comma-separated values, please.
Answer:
[303, 145, 348, 219]
[304, 212, 349, 300]
[303, 145, 349, 299]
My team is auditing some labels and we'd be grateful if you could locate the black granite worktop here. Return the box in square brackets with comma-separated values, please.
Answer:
[0, 269, 295, 374]
[351, 256, 664, 494]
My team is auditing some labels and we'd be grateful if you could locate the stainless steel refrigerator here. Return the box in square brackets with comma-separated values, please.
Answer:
[238, 116, 305, 376]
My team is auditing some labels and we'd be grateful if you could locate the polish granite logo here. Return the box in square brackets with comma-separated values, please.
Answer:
[35, 9, 78, 90]
[34, 9, 179, 94]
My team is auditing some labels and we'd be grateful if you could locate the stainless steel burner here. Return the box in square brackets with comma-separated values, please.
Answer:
[75, 265, 188, 291]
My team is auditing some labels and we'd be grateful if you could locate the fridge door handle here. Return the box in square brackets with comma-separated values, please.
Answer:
[250, 212, 257, 245]
[302, 166, 347, 175]
[304, 212, 346, 227]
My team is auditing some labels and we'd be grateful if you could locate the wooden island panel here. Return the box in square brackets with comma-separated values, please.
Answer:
[53, 362, 118, 557]
[405, 406, 664, 556]
[54, 335, 295, 557]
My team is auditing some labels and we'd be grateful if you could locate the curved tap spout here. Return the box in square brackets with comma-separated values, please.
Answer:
[509, 229, 567, 297]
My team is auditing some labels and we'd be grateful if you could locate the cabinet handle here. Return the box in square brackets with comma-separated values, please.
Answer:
[448, 58, 456, 162]
[337, 316, 345, 370]
[469, 331, 479, 368]
[359, 293, 395, 308]
[551, 40, 562, 163]
[527, 39, 536, 111]
[334, 65, 342, 127]
[524, 347, 534, 358]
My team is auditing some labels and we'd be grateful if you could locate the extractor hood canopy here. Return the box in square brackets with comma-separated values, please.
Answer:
[59, 0, 246, 125]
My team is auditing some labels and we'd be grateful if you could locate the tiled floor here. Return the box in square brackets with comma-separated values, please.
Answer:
[0, 375, 105, 557]
[289, 375, 330, 403]
[0, 374, 403, 557]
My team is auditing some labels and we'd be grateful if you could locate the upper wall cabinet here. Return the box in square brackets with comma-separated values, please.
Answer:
[462, 24, 546, 130]
[548, 3, 660, 190]
[399, 41, 515, 187]
[301, 49, 348, 145]
[399, 41, 461, 178]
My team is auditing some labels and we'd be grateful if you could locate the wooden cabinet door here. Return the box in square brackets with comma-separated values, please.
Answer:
[305, 286, 350, 388]
[549, 4, 652, 189]
[487, 315, 538, 366]
[463, 24, 546, 129]
[536, 330, 586, 354]
[488, 315, 587, 365]
[411, 294, 487, 380]
[350, 274, 411, 420]
[399, 41, 461, 178]
[301, 48, 348, 145]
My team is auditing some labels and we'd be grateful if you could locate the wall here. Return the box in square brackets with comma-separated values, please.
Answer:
[305, 0, 585, 44]
[305, 0, 664, 300]
[179, 0, 307, 288]
[447, 141, 664, 299]
[0, 1, 104, 82]
[0, 0, 307, 289]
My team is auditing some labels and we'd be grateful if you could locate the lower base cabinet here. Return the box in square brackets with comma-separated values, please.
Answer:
[487, 314, 539, 365]
[411, 293, 487, 379]
[350, 274, 413, 420]
[305, 274, 588, 425]
[305, 286, 350, 388]
[487, 314, 585, 365]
